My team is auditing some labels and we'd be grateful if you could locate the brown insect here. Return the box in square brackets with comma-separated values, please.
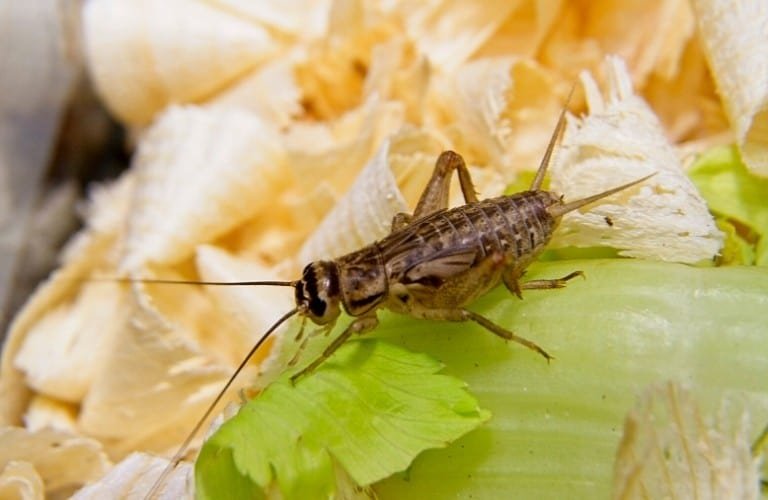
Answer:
[142, 101, 652, 497]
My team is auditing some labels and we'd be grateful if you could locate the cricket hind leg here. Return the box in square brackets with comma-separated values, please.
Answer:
[502, 268, 584, 298]
[464, 309, 553, 361]
[412, 307, 552, 361]
[390, 151, 480, 234]
[414, 150, 479, 218]
[290, 315, 379, 383]
[520, 271, 584, 290]
[502, 270, 524, 299]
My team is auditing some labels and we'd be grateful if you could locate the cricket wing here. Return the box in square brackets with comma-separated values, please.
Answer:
[401, 247, 480, 288]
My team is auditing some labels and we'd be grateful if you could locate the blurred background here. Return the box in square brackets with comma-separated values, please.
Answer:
[0, 2, 127, 337]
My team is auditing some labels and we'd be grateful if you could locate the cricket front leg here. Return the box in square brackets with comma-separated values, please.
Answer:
[413, 307, 553, 362]
[288, 321, 335, 368]
[290, 315, 379, 383]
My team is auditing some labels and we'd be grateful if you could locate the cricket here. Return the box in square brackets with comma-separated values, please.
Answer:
[139, 98, 653, 497]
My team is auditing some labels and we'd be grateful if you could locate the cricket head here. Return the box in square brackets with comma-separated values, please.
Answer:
[296, 260, 342, 325]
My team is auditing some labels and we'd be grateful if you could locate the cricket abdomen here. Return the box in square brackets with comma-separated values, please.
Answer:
[478, 190, 560, 270]
[380, 190, 559, 308]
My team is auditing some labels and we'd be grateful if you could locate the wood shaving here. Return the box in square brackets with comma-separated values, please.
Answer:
[72, 452, 191, 500]
[0, 427, 111, 496]
[612, 382, 760, 500]
[692, 0, 768, 176]
[2, 1, 761, 496]
[550, 57, 723, 262]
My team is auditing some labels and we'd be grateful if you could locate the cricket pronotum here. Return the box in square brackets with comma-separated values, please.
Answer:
[125, 98, 653, 497]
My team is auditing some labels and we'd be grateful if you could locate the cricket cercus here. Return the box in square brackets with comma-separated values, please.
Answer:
[142, 101, 653, 497]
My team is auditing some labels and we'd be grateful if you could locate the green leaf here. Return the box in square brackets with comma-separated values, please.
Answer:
[688, 145, 768, 266]
[195, 340, 490, 500]
[715, 218, 755, 266]
[368, 260, 768, 499]
[503, 169, 540, 195]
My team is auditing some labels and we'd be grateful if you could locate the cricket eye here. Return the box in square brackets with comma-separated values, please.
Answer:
[308, 296, 327, 318]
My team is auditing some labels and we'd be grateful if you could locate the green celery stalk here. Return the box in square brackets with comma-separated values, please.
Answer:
[370, 259, 768, 498]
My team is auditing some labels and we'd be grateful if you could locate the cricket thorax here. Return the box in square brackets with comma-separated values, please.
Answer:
[296, 261, 342, 324]
[335, 246, 389, 316]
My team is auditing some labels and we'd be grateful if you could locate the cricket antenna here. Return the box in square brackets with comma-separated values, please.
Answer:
[85, 277, 297, 287]
[530, 85, 576, 191]
[144, 307, 300, 499]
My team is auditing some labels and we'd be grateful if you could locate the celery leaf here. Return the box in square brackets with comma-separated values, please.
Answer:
[195, 340, 490, 499]
[688, 145, 768, 266]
